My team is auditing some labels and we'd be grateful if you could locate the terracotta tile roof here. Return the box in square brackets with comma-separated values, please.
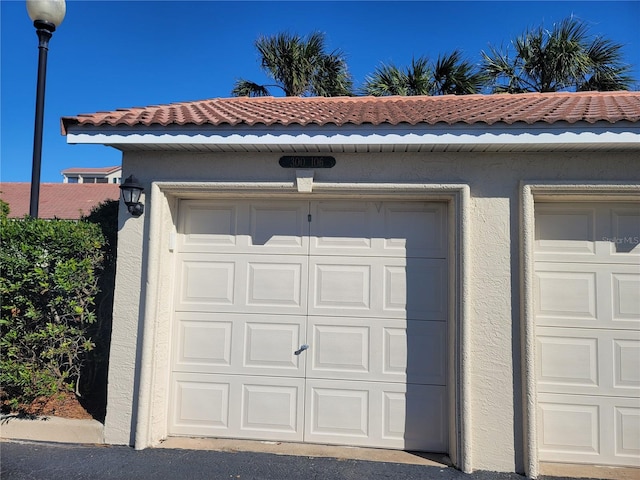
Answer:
[61, 92, 640, 134]
[0, 183, 120, 220]
[61, 166, 121, 175]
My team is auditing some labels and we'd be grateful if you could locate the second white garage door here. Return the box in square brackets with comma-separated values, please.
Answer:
[168, 199, 449, 451]
[534, 202, 640, 467]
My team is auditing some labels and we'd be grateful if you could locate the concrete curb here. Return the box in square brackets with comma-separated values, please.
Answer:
[159, 437, 451, 467]
[0, 415, 104, 444]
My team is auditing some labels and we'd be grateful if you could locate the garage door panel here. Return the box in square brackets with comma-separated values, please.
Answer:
[304, 379, 447, 451]
[242, 255, 308, 314]
[307, 384, 370, 438]
[310, 201, 447, 259]
[309, 257, 447, 320]
[311, 202, 372, 252]
[535, 263, 640, 330]
[246, 260, 304, 308]
[412, 261, 448, 320]
[401, 384, 448, 451]
[311, 262, 371, 312]
[536, 327, 640, 397]
[536, 332, 599, 392]
[178, 201, 241, 251]
[615, 407, 640, 460]
[537, 398, 600, 458]
[610, 207, 640, 255]
[383, 384, 448, 451]
[386, 321, 447, 385]
[613, 273, 640, 322]
[535, 268, 597, 322]
[381, 203, 448, 259]
[173, 314, 233, 370]
[535, 205, 596, 256]
[244, 321, 304, 371]
[537, 393, 640, 467]
[306, 317, 446, 385]
[241, 383, 300, 434]
[534, 203, 640, 263]
[308, 321, 370, 377]
[176, 254, 308, 315]
[170, 375, 232, 435]
[249, 203, 308, 250]
[613, 339, 640, 390]
[178, 258, 236, 307]
[170, 373, 305, 441]
[236, 376, 305, 441]
[233, 313, 307, 377]
[173, 313, 306, 377]
[387, 259, 448, 321]
[178, 200, 309, 255]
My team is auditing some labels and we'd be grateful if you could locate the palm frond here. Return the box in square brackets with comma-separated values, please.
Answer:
[481, 46, 527, 93]
[432, 51, 484, 95]
[578, 36, 634, 90]
[231, 80, 271, 97]
[361, 63, 410, 96]
[406, 57, 433, 95]
[311, 53, 353, 96]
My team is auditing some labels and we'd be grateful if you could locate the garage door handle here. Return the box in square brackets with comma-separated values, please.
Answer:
[294, 344, 309, 355]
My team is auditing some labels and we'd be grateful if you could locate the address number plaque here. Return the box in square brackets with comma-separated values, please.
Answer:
[279, 156, 336, 168]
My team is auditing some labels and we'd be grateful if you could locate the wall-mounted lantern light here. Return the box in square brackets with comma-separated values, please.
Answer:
[119, 175, 144, 216]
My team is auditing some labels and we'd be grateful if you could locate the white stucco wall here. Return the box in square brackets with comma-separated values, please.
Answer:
[104, 149, 639, 473]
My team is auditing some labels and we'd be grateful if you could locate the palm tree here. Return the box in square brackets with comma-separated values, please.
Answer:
[361, 51, 484, 96]
[481, 17, 634, 93]
[232, 32, 353, 97]
[431, 51, 487, 95]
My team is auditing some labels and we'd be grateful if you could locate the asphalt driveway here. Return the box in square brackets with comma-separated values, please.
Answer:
[1, 440, 599, 480]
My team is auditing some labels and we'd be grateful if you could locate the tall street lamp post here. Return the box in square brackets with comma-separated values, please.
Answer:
[26, 0, 66, 218]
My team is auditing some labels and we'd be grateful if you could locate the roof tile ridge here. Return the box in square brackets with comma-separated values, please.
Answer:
[209, 100, 269, 126]
[195, 101, 242, 126]
[475, 94, 540, 125]
[537, 93, 585, 124]
[172, 102, 205, 125]
[220, 96, 281, 103]
[611, 94, 640, 121]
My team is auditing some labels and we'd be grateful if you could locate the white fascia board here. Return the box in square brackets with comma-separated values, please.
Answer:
[65, 122, 640, 147]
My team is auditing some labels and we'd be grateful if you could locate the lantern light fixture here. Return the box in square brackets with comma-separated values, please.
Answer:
[119, 175, 145, 216]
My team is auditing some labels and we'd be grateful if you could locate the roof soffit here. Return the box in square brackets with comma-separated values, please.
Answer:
[64, 120, 640, 153]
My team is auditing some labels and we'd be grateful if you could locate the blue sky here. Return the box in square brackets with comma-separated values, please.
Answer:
[1, 0, 639, 183]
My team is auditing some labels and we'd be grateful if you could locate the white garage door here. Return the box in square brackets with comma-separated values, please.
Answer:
[168, 199, 448, 451]
[534, 202, 640, 467]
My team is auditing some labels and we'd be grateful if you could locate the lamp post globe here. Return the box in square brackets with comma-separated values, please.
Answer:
[26, 0, 66, 218]
[26, 0, 66, 27]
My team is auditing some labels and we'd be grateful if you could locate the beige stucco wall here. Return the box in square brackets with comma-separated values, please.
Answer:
[104, 149, 639, 473]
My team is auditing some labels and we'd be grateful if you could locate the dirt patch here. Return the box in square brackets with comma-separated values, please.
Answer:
[20, 392, 93, 420]
[2, 388, 105, 421]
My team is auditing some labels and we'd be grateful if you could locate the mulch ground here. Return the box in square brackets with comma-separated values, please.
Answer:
[3, 391, 101, 420]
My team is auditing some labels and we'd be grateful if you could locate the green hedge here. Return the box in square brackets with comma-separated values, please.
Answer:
[0, 214, 106, 411]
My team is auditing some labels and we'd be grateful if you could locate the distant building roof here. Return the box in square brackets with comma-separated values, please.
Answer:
[61, 166, 121, 175]
[0, 183, 120, 220]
